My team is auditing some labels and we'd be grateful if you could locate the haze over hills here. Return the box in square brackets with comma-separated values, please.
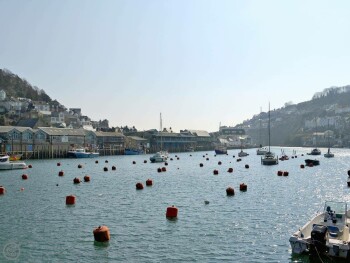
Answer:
[1, 68, 350, 147]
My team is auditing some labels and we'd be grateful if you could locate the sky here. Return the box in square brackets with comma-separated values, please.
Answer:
[0, 0, 350, 132]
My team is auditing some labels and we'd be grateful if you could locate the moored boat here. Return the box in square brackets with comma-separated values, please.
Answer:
[289, 201, 350, 259]
[150, 151, 167, 163]
[215, 145, 227, 155]
[67, 148, 99, 158]
[309, 148, 321, 155]
[324, 148, 334, 158]
[238, 150, 249, 157]
[0, 155, 27, 170]
[261, 103, 278, 165]
[256, 146, 268, 155]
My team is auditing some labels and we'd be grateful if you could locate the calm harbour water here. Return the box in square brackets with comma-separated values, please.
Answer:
[0, 147, 350, 263]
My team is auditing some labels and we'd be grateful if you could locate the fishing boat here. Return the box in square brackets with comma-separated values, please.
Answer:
[279, 149, 289, 161]
[67, 148, 99, 158]
[261, 103, 278, 165]
[124, 148, 144, 155]
[289, 201, 350, 259]
[0, 155, 27, 170]
[256, 146, 268, 155]
[150, 151, 167, 163]
[9, 153, 23, 161]
[215, 145, 227, 155]
[238, 137, 249, 157]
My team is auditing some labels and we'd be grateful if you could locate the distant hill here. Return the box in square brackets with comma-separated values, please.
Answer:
[240, 85, 350, 146]
[0, 68, 51, 102]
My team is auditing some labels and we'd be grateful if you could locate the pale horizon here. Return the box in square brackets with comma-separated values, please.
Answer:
[1, 0, 349, 132]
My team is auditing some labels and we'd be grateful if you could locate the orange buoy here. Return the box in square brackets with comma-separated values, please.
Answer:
[161, 167, 166, 172]
[132, 161, 136, 164]
[78, 164, 82, 168]
[166, 205, 178, 218]
[103, 167, 108, 172]
[0, 186, 5, 195]
[300, 164, 305, 169]
[245, 164, 249, 169]
[283, 171, 289, 176]
[84, 175, 90, 182]
[93, 225, 110, 242]
[28, 164, 32, 168]
[277, 170, 283, 176]
[58, 170, 64, 176]
[144, 160, 147, 163]
[218, 161, 222, 165]
[111, 166, 116, 171]
[199, 163, 204, 167]
[66, 195, 76, 205]
[95, 160, 99, 164]
[213, 169, 219, 175]
[136, 182, 144, 190]
[57, 162, 61, 166]
[146, 179, 153, 186]
[240, 183, 247, 191]
[22, 174, 28, 180]
[227, 168, 233, 173]
[226, 187, 235, 196]
[157, 168, 162, 173]
[73, 177, 81, 184]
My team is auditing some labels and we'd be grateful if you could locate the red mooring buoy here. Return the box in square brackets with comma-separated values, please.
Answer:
[0, 186, 5, 195]
[213, 170, 219, 175]
[22, 174, 28, 180]
[95, 160, 99, 164]
[93, 225, 110, 242]
[226, 187, 235, 196]
[84, 175, 90, 182]
[283, 171, 289, 176]
[57, 162, 61, 166]
[199, 163, 203, 167]
[66, 195, 76, 205]
[146, 179, 153, 186]
[162, 167, 166, 172]
[300, 164, 305, 169]
[78, 164, 82, 168]
[132, 161, 136, 164]
[218, 161, 222, 165]
[103, 167, 108, 171]
[73, 177, 81, 184]
[227, 168, 233, 173]
[58, 170, 64, 176]
[277, 171, 283, 176]
[166, 205, 178, 218]
[348, 170, 350, 176]
[157, 168, 162, 173]
[240, 183, 247, 191]
[136, 182, 144, 190]
[28, 164, 32, 168]
[245, 164, 249, 169]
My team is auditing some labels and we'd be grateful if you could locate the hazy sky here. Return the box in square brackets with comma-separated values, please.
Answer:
[1, 0, 349, 132]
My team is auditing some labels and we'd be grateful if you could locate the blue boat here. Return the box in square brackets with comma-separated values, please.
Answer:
[124, 148, 144, 155]
[67, 148, 99, 158]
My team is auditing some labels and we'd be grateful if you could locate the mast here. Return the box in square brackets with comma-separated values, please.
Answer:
[268, 103, 271, 152]
[160, 113, 162, 151]
[315, 117, 317, 149]
[259, 106, 262, 147]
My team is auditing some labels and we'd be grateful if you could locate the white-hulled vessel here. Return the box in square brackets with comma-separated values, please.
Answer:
[0, 155, 27, 170]
[256, 146, 268, 155]
[261, 103, 278, 165]
[289, 201, 350, 259]
[150, 151, 167, 163]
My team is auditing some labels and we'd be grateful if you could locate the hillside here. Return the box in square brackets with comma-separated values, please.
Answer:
[0, 68, 51, 102]
[240, 85, 350, 147]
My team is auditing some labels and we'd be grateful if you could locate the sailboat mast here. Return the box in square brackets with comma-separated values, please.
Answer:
[268, 103, 271, 152]
[160, 113, 162, 151]
[259, 107, 262, 147]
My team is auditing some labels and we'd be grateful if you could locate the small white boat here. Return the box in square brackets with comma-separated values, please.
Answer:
[238, 150, 249, 157]
[150, 151, 167, 163]
[0, 155, 27, 170]
[256, 146, 268, 155]
[289, 201, 350, 259]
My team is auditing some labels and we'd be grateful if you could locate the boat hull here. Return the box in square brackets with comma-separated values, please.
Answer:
[305, 159, 320, 166]
[0, 163, 27, 170]
[67, 152, 99, 158]
[215, 149, 227, 155]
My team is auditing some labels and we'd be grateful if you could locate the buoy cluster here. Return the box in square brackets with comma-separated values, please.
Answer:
[277, 170, 289, 176]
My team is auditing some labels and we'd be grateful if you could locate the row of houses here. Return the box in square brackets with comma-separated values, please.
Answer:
[0, 126, 217, 159]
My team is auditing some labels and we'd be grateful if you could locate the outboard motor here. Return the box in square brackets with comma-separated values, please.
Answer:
[310, 225, 328, 255]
